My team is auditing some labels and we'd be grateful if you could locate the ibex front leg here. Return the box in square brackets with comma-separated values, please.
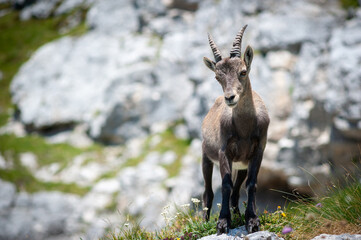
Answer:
[245, 147, 263, 233]
[202, 153, 214, 221]
[217, 149, 233, 235]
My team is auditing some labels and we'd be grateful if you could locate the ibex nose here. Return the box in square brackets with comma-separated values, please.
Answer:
[225, 95, 235, 102]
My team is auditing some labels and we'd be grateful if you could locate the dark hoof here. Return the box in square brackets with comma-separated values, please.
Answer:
[216, 218, 230, 235]
[246, 217, 260, 233]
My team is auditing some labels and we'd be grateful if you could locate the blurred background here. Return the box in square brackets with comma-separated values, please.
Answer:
[0, 0, 360, 239]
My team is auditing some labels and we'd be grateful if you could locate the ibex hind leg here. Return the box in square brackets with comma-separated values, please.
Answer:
[231, 169, 247, 226]
[202, 153, 214, 221]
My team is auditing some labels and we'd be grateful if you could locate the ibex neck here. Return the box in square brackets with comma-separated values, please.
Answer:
[232, 82, 256, 137]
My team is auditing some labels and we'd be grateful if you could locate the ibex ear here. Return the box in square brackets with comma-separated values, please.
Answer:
[203, 57, 216, 72]
[244, 45, 253, 67]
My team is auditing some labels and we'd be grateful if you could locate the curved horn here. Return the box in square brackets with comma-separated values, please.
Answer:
[230, 24, 248, 58]
[207, 32, 222, 62]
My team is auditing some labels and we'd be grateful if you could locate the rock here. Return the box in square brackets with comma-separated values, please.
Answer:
[135, 0, 167, 33]
[0, 208, 34, 240]
[311, 234, 361, 240]
[164, 0, 200, 11]
[86, 0, 139, 35]
[146, 11, 193, 37]
[115, 153, 171, 229]
[35, 163, 61, 182]
[58, 155, 109, 186]
[92, 178, 120, 194]
[35, 153, 112, 186]
[31, 192, 81, 235]
[20, 0, 61, 20]
[0, 191, 83, 240]
[275, 13, 361, 195]
[326, 17, 361, 139]
[266, 51, 297, 71]
[254, 13, 331, 51]
[19, 152, 38, 172]
[161, 150, 177, 165]
[0, 180, 16, 211]
[55, 0, 84, 15]
[174, 123, 190, 139]
[0, 154, 6, 169]
[45, 124, 93, 148]
[11, 32, 170, 143]
[11, 0, 36, 10]
[199, 227, 284, 240]
[0, 119, 26, 137]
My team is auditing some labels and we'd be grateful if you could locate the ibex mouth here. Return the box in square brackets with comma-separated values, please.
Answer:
[226, 101, 237, 108]
[225, 94, 239, 108]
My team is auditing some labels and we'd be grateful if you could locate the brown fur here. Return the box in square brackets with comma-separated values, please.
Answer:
[202, 33, 269, 234]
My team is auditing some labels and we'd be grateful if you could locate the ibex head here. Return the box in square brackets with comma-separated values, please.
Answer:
[203, 25, 253, 108]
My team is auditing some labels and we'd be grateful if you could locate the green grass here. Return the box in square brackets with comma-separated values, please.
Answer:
[0, 167, 90, 195]
[103, 177, 361, 240]
[340, 0, 359, 8]
[0, 133, 84, 167]
[0, 133, 103, 195]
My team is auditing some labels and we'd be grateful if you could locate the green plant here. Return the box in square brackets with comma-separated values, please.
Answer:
[104, 172, 361, 240]
[340, 0, 359, 9]
[0, 133, 102, 194]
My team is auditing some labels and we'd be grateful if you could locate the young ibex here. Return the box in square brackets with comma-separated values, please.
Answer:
[202, 25, 269, 234]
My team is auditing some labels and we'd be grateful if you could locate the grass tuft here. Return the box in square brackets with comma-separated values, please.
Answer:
[104, 174, 361, 240]
[0, 133, 101, 195]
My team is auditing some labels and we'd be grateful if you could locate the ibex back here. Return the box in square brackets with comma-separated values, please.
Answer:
[202, 25, 269, 234]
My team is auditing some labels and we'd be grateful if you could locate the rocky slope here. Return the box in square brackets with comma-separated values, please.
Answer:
[0, 0, 361, 239]
[10, 0, 361, 193]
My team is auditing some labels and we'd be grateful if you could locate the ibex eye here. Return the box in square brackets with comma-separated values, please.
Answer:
[240, 71, 247, 76]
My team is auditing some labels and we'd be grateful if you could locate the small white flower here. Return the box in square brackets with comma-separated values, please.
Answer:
[217, 203, 222, 208]
[203, 207, 209, 211]
[181, 203, 190, 208]
[191, 198, 200, 204]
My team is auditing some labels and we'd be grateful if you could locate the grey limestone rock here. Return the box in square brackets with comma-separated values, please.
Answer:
[0, 180, 16, 211]
[86, 0, 139, 35]
[19, 0, 61, 20]
[199, 227, 284, 240]
[311, 234, 361, 240]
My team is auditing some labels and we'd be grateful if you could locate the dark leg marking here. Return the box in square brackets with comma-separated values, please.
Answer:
[245, 148, 263, 233]
[202, 153, 214, 221]
[231, 169, 247, 226]
[217, 150, 232, 235]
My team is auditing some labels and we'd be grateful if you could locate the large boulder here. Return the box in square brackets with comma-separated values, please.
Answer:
[0, 190, 82, 240]
[0, 180, 16, 211]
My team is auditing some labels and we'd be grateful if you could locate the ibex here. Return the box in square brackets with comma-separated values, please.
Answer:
[202, 25, 269, 234]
